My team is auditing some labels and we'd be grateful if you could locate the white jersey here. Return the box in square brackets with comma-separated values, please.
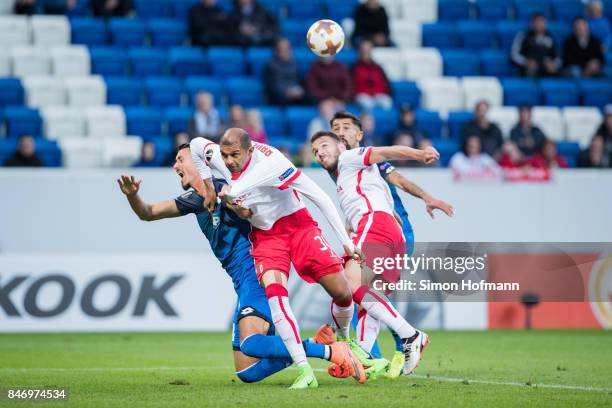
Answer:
[336, 146, 395, 232]
[189, 137, 232, 181]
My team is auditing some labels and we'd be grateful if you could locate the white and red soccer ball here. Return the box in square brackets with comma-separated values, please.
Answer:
[306, 19, 345, 57]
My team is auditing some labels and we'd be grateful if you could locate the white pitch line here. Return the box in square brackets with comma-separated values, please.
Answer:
[2, 366, 610, 394]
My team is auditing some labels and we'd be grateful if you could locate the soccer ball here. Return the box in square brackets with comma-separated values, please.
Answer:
[306, 19, 345, 57]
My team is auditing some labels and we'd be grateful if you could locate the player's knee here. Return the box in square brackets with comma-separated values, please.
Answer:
[239, 334, 261, 358]
[335, 290, 353, 307]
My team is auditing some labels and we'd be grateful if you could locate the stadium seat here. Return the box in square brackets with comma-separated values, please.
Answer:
[403, 48, 443, 80]
[258, 106, 285, 139]
[22, 76, 66, 107]
[0, 16, 29, 48]
[389, 20, 421, 49]
[555, 141, 580, 167]
[172, 0, 199, 19]
[208, 47, 246, 78]
[68, 0, 90, 17]
[514, 0, 551, 21]
[431, 137, 460, 165]
[64, 76, 106, 107]
[415, 109, 443, 138]
[148, 19, 186, 47]
[398, 0, 437, 22]
[11, 46, 51, 77]
[125, 107, 164, 137]
[90, 47, 129, 76]
[540, 79, 579, 107]
[0, 137, 62, 166]
[327, 0, 359, 22]
[134, 0, 170, 18]
[372, 108, 400, 134]
[461, 77, 503, 109]
[226, 77, 264, 107]
[105, 77, 144, 106]
[441, 50, 480, 77]
[281, 19, 312, 47]
[391, 80, 421, 108]
[50, 45, 91, 77]
[70, 18, 107, 46]
[502, 79, 541, 106]
[422, 23, 460, 48]
[579, 80, 612, 108]
[0, 78, 24, 107]
[142, 135, 172, 165]
[371, 47, 405, 81]
[487, 106, 518, 137]
[41, 106, 86, 139]
[457, 21, 496, 49]
[168, 47, 208, 77]
[4, 106, 43, 137]
[531, 106, 564, 141]
[31, 16, 70, 46]
[547, 22, 571, 51]
[165, 106, 192, 135]
[417, 77, 463, 111]
[334, 48, 357, 69]
[562, 107, 602, 147]
[286, 106, 318, 140]
[496, 21, 526, 50]
[246, 47, 274, 77]
[85, 106, 127, 138]
[447, 111, 474, 140]
[129, 47, 168, 76]
[438, 0, 471, 21]
[286, 0, 325, 20]
[479, 49, 513, 77]
[550, 0, 583, 21]
[184, 76, 226, 105]
[0, 49, 9, 76]
[292, 47, 318, 77]
[109, 18, 148, 47]
[59, 138, 103, 167]
[475, 0, 510, 21]
[101, 137, 143, 167]
[144, 76, 184, 107]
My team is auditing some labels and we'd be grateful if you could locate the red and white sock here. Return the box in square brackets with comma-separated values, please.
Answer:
[266, 283, 307, 366]
[355, 308, 380, 353]
[353, 285, 416, 339]
[331, 299, 354, 339]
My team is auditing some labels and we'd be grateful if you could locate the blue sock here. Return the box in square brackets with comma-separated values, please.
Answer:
[240, 334, 328, 360]
[236, 358, 289, 383]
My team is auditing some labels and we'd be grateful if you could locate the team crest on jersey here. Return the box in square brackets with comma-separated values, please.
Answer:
[278, 167, 295, 182]
[204, 148, 214, 164]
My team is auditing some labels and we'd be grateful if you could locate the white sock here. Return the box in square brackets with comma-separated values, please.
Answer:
[331, 300, 354, 339]
[267, 288, 307, 366]
[355, 287, 416, 339]
[355, 308, 380, 353]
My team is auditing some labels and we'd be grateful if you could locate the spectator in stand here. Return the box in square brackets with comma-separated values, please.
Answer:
[306, 57, 352, 103]
[450, 135, 503, 180]
[388, 104, 427, 145]
[511, 13, 561, 77]
[229, 0, 278, 47]
[586, 0, 612, 50]
[594, 104, 612, 158]
[162, 132, 190, 167]
[351, 0, 391, 47]
[578, 135, 611, 167]
[528, 139, 568, 169]
[510, 106, 547, 156]
[245, 109, 268, 144]
[498, 140, 527, 169]
[563, 17, 605, 78]
[3, 135, 44, 167]
[15, 0, 77, 14]
[306, 98, 341, 140]
[188, 92, 222, 141]
[391, 131, 415, 168]
[189, 0, 233, 47]
[228, 104, 247, 128]
[264, 38, 307, 105]
[360, 111, 383, 146]
[461, 100, 503, 158]
[91, 0, 133, 17]
[352, 40, 392, 111]
[134, 142, 157, 167]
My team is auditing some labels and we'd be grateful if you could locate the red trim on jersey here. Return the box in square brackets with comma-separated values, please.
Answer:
[356, 169, 373, 213]
[364, 147, 373, 166]
[231, 154, 253, 180]
[278, 169, 302, 190]
[279, 296, 301, 344]
[202, 141, 214, 152]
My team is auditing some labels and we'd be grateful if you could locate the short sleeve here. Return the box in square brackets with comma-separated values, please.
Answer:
[175, 190, 205, 215]
[189, 137, 213, 180]
[339, 146, 373, 170]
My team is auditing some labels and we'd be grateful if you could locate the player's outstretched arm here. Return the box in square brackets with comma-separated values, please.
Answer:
[384, 171, 455, 218]
[369, 145, 440, 166]
[117, 175, 182, 221]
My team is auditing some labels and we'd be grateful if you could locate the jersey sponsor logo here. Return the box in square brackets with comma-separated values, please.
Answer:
[278, 167, 295, 182]
[204, 148, 214, 165]
[254, 143, 273, 157]
[240, 307, 254, 315]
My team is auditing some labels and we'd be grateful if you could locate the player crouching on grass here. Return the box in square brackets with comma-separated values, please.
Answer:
[117, 144, 365, 386]
[311, 131, 439, 378]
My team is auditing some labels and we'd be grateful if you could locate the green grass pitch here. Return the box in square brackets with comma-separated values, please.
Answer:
[1, 330, 611, 407]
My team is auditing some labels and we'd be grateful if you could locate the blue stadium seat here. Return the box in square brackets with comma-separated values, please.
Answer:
[70, 18, 107, 46]
[438, 0, 471, 21]
[165, 107, 192, 135]
[447, 111, 474, 140]
[457, 21, 496, 49]
[68, 0, 89, 16]
[372, 108, 399, 135]
[286, 0, 325, 20]
[540, 79, 579, 107]
[129, 47, 168, 76]
[168, 47, 208, 77]
[0, 79, 24, 107]
[431, 138, 460, 166]
[258, 106, 286, 139]
[422, 23, 460, 48]
[148, 19, 186, 47]
[144, 77, 184, 107]
[247, 47, 274, 77]
[334, 48, 357, 69]
[282, 20, 312, 47]
[105, 77, 144, 106]
[502, 79, 541, 106]
[514, 0, 551, 20]
[415, 109, 443, 138]
[391, 81, 421, 108]
[142, 135, 173, 165]
[172, 0, 199, 19]
[605, 0, 612, 20]
[550, 0, 583, 21]
[579, 80, 612, 108]
[327, 0, 359, 22]
[267, 137, 302, 154]
[547, 22, 571, 51]
[476, 0, 509, 20]
[226, 77, 264, 107]
[33, 138, 62, 167]
[496, 21, 527, 49]
[109, 18, 148, 47]
[556, 141, 580, 167]
[208, 47, 246, 78]
[4, 107, 43, 137]
[441, 49, 481, 76]
[286, 106, 318, 140]
[90, 47, 129, 76]
[185, 76, 226, 105]
[292, 47, 317, 76]
[479, 49, 513, 77]
[125, 107, 165, 136]
[135, 0, 171, 18]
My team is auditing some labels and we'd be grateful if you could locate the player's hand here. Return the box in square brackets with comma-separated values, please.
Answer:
[425, 197, 454, 219]
[117, 175, 141, 196]
[422, 146, 440, 165]
[344, 245, 366, 264]
[218, 185, 231, 201]
[226, 202, 253, 219]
